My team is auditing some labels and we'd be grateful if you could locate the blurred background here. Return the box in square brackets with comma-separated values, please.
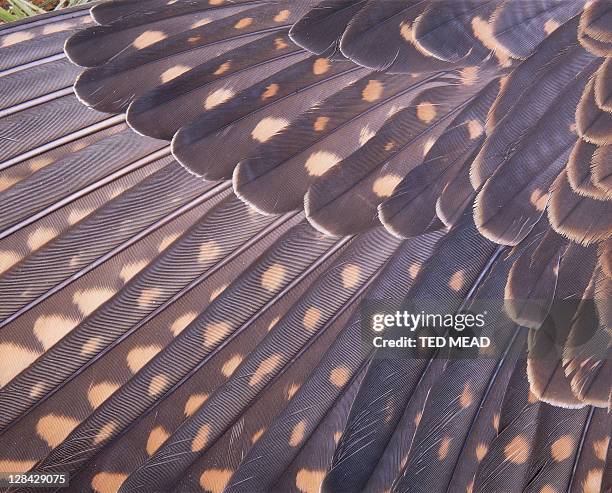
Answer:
[0, 0, 89, 23]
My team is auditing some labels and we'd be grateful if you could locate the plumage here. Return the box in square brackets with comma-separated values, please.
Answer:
[592, 144, 612, 192]
[66, 0, 287, 68]
[473, 361, 608, 493]
[489, 0, 584, 59]
[0, 2, 610, 492]
[577, 76, 612, 147]
[567, 139, 609, 199]
[379, 77, 499, 238]
[504, 226, 566, 329]
[126, 32, 306, 140]
[172, 54, 362, 180]
[234, 70, 437, 216]
[412, 0, 498, 63]
[595, 57, 611, 112]
[305, 76, 492, 236]
[289, 0, 365, 58]
[548, 170, 612, 245]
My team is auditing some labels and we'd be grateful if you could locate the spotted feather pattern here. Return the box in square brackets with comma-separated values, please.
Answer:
[0, 2, 609, 492]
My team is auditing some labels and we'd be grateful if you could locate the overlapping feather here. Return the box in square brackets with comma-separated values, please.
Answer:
[0, 2, 609, 492]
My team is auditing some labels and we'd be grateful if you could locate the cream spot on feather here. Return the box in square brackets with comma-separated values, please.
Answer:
[582, 469, 603, 493]
[0, 175, 20, 192]
[449, 270, 465, 292]
[459, 382, 473, 408]
[423, 137, 436, 156]
[184, 393, 208, 417]
[73, 288, 116, 316]
[209, 285, 227, 301]
[249, 354, 282, 386]
[192, 423, 212, 452]
[146, 426, 169, 455]
[551, 435, 574, 462]
[91, 472, 128, 493]
[214, 61, 231, 75]
[0, 343, 41, 386]
[504, 434, 529, 464]
[408, 262, 421, 279]
[593, 437, 609, 461]
[199, 240, 221, 263]
[373, 174, 402, 198]
[275, 37, 289, 50]
[287, 382, 300, 399]
[160, 65, 190, 83]
[119, 260, 148, 283]
[261, 263, 286, 292]
[0, 250, 22, 274]
[438, 437, 452, 460]
[234, 17, 253, 29]
[148, 374, 169, 397]
[33, 314, 78, 350]
[36, 414, 79, 447]
[94, 421, 117, 445]
[204, 88, 234, 110]
[158, 233, 180, 252]
[137, 287, 162, 308]
[252, 117, 289, 142]
[80, 337, 102, 356]
[530, 188, 548, 211]
[416, 101, 437, 123]
[362, 80, 383, 102]
[27, 227, 57, 251]
[204, 321, 231, 347]
[88, 382, 119, 409]
[471, 17, 512, 67]
[1, 31, 34, 47]
[305, 151, 342, 176]
[329, 366, 350, 387]
[460, 66, 479, 85]
[268, 316, 280, 331]
[133, 31, 166, 49]
[476, 443, 488, 461]
[126, 345, 161, 373]
[295, 469, 325, 493]
[303, 307, 322, 331]
[467, 119, 484, 139]
[191, 18, 211, 29]
[221, 354, 243, 377]
[400, 22, 413, 42]
[261, 83, 279, 100]
[289, 420, 306, 446]
[540, 485, 558, 493]
[200, 468, 232, 493]
[544, 19, 560, 34]
[67, 207, 95, 225]
[42, 22, 74, 35]
[0, 460, 37, 474]
[341, 264, 361, 289]
[252, 428, 265, 443]
[313, 58, 330, 75]
[274, 9, 290, 22]
[314, 116, 330, 132]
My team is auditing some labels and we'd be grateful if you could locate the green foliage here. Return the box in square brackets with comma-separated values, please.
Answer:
[0, 0, 89, 22]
